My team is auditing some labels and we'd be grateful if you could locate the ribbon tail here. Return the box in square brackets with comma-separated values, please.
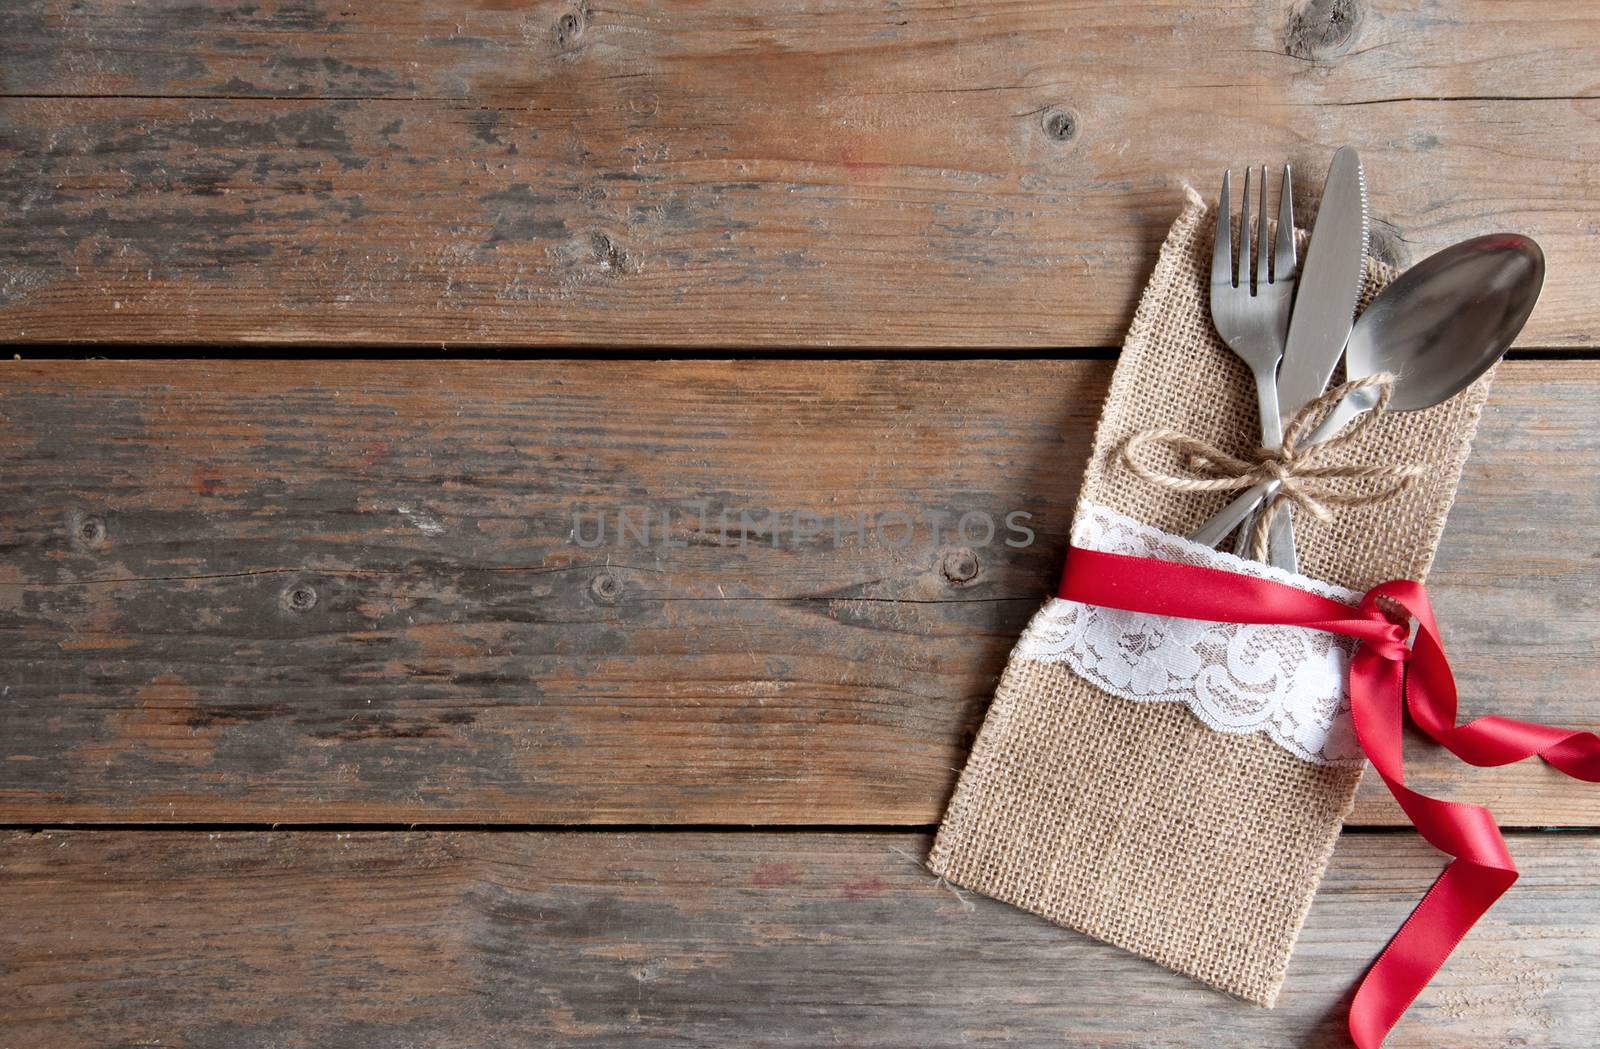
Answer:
[1381, 583, 1600, 781]
[1425, 716, 1600, 779]
[1348, 692, 1522, 1046]
[1349, 844, 1518, 1049]
[1346, 634, 1522, 1049]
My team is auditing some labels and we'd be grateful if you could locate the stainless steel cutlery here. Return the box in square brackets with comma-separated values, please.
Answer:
[1208, 164, 1296, 474]
[1193, 146, 1542, 569]
[1192, 233, 1544, 542]
[1190, 164, 1295, 554]
[1264, 146, 1369, 572]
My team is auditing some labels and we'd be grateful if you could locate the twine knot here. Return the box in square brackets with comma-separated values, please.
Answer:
[1121, 373, 1425, 561]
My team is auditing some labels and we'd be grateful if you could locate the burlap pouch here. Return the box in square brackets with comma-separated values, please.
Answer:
[928, 192, 1493, 1006]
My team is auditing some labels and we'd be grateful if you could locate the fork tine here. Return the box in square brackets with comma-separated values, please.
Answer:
[1238, 166, 1252, 292]
[1214, 169, 1233, 287]
[1255, 165, 1270, 290]
[1274, 164, 1296, 281]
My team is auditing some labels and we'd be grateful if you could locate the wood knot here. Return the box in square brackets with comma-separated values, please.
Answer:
[1040, 107, 1079, 144]
[590, 232, 628, 275]
[589, 572, 621, 604]
[281, 583, 319, 614]
[1285, 0, 1363, 60]
[70, 511, 108, 550]
[941, 548, 980, 585]
[555, 7, 586, 47]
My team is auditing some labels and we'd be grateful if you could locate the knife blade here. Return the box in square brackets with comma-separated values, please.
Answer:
[1277, 145, 1369, 423]
[1267, 145, 1368, 572]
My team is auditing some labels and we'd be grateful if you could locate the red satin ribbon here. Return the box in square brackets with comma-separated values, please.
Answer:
[1056, 545, 1600, 1048]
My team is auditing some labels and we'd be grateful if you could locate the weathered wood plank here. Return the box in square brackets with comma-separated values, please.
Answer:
[3, 1, 1599, 346]
[3, 829, 1597, 1048]
[0, 359, 1594, 826]
[0, 358, 1097, 824]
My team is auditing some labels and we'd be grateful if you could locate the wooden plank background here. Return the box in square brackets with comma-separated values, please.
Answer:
[0, 359, 1594, 827]
[6, 829, 1599, 1048]
[2, 0, 1600, 347]
[4, 1, 1600, 1046]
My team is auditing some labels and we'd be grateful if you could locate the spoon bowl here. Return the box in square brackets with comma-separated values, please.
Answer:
[1347, 233, 1544, 409]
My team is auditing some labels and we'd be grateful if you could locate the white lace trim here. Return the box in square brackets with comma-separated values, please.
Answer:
[1014, 501, 1364, 767]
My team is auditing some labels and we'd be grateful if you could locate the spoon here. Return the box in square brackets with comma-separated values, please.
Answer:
[1190, 232, 1545, 549]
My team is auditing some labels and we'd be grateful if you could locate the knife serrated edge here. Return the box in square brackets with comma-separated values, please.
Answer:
[1347, 154, 1370, 336]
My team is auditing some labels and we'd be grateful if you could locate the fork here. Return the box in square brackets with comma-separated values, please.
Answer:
[1188, 165, 1297, 553]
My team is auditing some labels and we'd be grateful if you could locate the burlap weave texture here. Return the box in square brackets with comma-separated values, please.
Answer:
[928, 194, 1492, 1006]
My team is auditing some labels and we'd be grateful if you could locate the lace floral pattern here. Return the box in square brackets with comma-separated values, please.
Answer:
[1015, 502, 1364, 766]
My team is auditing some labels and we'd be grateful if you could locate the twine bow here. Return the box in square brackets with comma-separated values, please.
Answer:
[1120, 373, 1425, 560]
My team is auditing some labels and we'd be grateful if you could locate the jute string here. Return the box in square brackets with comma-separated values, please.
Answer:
[1121, 373, 1425, 561]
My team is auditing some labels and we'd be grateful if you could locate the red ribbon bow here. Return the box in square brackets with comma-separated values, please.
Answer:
[1057, 545, 1600, 1048]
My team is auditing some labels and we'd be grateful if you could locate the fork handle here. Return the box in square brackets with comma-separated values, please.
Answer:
[1228, 364, 1285, 556]
[1248, 362, 1299, 569]
[1260, 352, 1297, 566]
[1252, 363, 1284, 451]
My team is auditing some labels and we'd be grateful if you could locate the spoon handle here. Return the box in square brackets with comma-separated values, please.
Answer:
[1191, 486, 1273, 548]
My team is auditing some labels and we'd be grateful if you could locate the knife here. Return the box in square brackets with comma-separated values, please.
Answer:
[1266, 145, 1369, 572]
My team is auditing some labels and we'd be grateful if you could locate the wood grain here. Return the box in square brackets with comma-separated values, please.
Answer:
[0, 359, 1594, 826]
[4, 828, 1597, 1048]
[3, 0, 1600, 347]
